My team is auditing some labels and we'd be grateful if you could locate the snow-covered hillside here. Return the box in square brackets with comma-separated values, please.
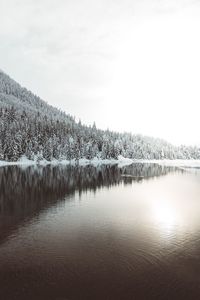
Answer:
[0, 69, 200, 162]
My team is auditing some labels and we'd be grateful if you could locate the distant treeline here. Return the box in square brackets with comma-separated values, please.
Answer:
[0, 70, 200, 161]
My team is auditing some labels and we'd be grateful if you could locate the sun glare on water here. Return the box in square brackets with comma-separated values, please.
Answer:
[152, 200, 179, 230]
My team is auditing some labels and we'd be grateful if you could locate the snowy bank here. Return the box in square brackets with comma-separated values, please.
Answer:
[156, 159, 200, 168]
[132, 159, 200, 168]
[0, 156, 120, 168]
[1, 156, 200, 169]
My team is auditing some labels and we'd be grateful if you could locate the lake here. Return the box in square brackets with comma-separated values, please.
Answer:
[0, 163, 200, 299]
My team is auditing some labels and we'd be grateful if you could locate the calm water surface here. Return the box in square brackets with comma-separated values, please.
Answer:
[0, 164, 200, 299]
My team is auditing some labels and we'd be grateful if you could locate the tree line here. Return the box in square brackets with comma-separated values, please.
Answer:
[0, 70, 200, 162]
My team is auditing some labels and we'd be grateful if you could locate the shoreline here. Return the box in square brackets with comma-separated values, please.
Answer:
[1, 156, 200, 168]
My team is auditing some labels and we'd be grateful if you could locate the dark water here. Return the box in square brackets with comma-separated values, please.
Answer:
[0, 163, 200, 300]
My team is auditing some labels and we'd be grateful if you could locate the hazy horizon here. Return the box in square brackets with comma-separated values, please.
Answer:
[0, 0, 200, 146]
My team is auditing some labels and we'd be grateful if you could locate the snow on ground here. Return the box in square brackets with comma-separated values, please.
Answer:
[1, 156, 200, 168]
[151, 159, 200, 168]
[0, 156, 119, 168]
[0, 156, 35, 167]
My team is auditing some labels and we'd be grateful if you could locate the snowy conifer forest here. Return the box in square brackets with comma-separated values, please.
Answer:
[0, 69, 200, 162]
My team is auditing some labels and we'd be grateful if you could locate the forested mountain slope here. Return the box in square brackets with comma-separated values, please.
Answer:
[0, 70, 199, 161]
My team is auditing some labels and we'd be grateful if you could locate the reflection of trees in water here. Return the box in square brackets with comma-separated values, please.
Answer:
[0, 165, 122, 240]
[0, 164, 178, 241]
[121, 163, 177, 179]
[0, 165, 122, 215]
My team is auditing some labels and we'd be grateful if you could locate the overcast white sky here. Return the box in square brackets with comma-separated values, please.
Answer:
[0, 0, 200, 145]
